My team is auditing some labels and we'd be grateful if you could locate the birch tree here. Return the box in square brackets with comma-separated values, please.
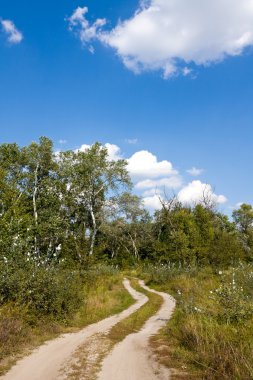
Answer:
[22, 137, 59, 257]
[60, 143, 130, 258]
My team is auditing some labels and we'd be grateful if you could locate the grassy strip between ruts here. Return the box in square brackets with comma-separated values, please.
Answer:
[108, 278, 163, 344]
[0, 272, 134, 376]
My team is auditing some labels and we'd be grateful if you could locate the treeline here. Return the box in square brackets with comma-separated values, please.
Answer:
[1, 136, 253, 378]
[0, 136, 253, 268]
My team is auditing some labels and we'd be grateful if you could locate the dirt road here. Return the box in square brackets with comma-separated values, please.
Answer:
[1, 279, 148, 380]
[97, 280, 175, 380]
[1, 279, 175, 380]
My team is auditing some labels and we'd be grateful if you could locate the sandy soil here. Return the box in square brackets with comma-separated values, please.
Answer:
[97, 280, 175, 380]
[1, 279, 148, 380]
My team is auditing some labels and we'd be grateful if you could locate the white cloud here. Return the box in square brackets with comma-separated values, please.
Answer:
[74, 145, 176, 179]
[143, 194, 162, 210]
[127, 150, 177, 179]
[59, 139, 67, 145]
[69, 1, 253, 77]
[74, 143, 122, 161]
[74, 144, 91, 153]
[135, 176, 182, 190]
[104, 143, 122, 161]
[1, 19, 23, 44]
[67, 6, 106, 52]
[71, 142, 228, 211]
[178, 180, 227, 205]
[187, 167, 204, 176]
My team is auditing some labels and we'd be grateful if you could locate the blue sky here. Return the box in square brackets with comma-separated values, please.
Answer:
[0, 0, 253, 212]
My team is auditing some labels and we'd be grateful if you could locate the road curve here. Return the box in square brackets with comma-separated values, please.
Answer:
[97, 280, 176, 380]
[1, 279, 148, 380]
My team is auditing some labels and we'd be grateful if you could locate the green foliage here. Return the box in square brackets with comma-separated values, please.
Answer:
[233, 203, 253, 233]
[0, 258, 82, 320]
[152, 201, 249, 266]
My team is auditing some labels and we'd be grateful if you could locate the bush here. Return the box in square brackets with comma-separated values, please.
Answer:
[0, 257, 83, 320]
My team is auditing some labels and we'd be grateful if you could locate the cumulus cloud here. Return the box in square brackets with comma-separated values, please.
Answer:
[127, 150, 177, 179]
[178, 180, 227, 205]
[74, 143, 122, 161]
[71, 142, 228, 211]
[104, 143, 122, 161]
[143, 194, 162, 210]
[127, 149, 182, 210]
[74, 144, 91, 153]
[135, 176, 182, 190]
[0, 19, 23, 44]
[68, 1, 253, 77]
[187, 167, 204, 176]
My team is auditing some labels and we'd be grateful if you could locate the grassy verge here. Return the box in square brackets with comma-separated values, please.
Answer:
[142, 265, 253, 380]
[72, 274, 134, 328]
[0, 269, 134, 376]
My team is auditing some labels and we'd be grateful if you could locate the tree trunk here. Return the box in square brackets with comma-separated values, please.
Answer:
[89, 203, 97, 256]
[128, 233, 139, 259]
[33, 164, 39, 255]
[33, 164, 39, 226]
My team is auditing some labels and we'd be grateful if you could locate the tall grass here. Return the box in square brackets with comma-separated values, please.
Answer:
[145, 264, 253, 380]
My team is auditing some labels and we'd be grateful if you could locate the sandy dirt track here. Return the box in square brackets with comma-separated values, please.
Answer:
[97, 280, 175, 380]
[1, 279, 148, 380]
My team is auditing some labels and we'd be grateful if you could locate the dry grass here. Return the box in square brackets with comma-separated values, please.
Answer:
[72, 275, 134, 328]
[145, 266, 253, 380]
[59, 333, 111, 380]
[0, 273, 134, 376]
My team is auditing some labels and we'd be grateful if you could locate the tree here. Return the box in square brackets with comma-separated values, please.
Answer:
[21, 137, 61, 258]
[59, 143, 130, 258]
[233, 204, 253, 234]
[0, 144, 30, 258]
[102, 193, 151, 261]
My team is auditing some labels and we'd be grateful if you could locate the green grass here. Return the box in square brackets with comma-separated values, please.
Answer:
[108, 279, 163, 343]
